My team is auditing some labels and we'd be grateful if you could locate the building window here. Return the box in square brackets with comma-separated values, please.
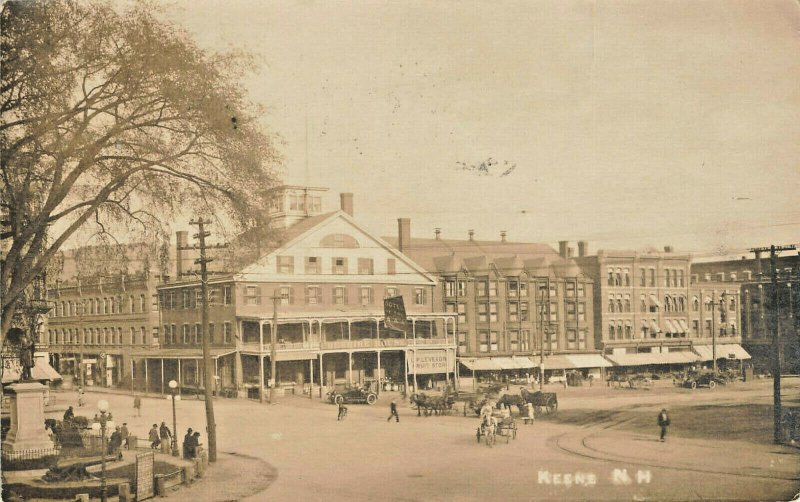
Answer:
[615, 269, 622, 286]
[665, 269, 671, 288]
[624, 295, 631, 312]
[567, 329, 577, 349]
[169, 291, 176, 309]
[576, 302, 585, 321]
[458, 280, 467, 296]
[183, 324, 190, 344]
[488, 281, 498, 297]
[139, 326, 146, 345]
[477, 280, 488, 297]
[357, 258, 374, 275]
[458, 303, 467, 324]
[692, 320, 699, 336]
[705, 320, 712, 336]
[478, 303, 488, 322]
[307, 286, 321, 304]
[566, 302, 576, 321]
[414, 288, 426, 305]
[521, 329, 530, 351]
[305, 256, 321, 274]
[509, 302, 519, 322]
[334, 286, 347, 305]
[639, 268, 646, 287]
[360, 287, 373, 305]
[510, 330, 519, 351]
[566, 282, 575, 298]
[679, 270, 685, 287]
[208, 323, 215, 343]
[508, 279, 519, 298]
[623, 269, 630, 286]
[729, 297, 736, 311]
[489, 303, 498, 322]
[223, 286, 232, 305]
[608, 323, 616, 340]
[223, 323, 232, 344]
[445, 280, 457, 297]
[649, 269, 656, 287]
[182, 290, 190, 309]
[520, 301, 529, 321]
[279, 286, 294, 305]
[387, 258, 396, 275]
[490, 331, 498, 351]
[194, 323, 201, 344]
[458, 332, 468, 352]
[549, 302, 558, 322]
[170, 324, 176, 344]
[547, 330, 558, 351]
[624, 322, 632, 339]
[208, 289, 218, 306]
[385, 287, 398, 298]
[479, 331, 489, 352]
[332, 257, 347, 274]
[577, 282, 585, 298]
[608, 298, 615, 313]
[245, 285, 261, 305]
[194, 290, 202, 309]
[277, 256, 294, 274]
[607, 268, 614, 286]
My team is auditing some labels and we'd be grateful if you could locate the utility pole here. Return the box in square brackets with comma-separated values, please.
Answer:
[750, 244, 795, 444]
[538, 286, 546, 391]
[190, 218, 218, 462]
[269, 291, 280, 403]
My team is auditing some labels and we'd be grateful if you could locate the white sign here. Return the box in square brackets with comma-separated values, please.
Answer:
[409, 350, 454, 375]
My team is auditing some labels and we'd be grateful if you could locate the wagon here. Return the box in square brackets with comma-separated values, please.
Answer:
[496, 417, 517, 441]
[520, 388, 558, 415]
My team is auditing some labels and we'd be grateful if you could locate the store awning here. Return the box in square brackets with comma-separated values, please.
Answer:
[649, 320, 660, 333]
[649, 295, 662, 308]
[507, 357, 537, 369]
[542, 355, 576, 370]
[565, 353, 613, 368]
[459, 358, 503, 371]
[678, 319, 689, 333]
[606, 351, 698, 367]
[131, 348, 237, 360]
[664, 319, 677, 334]
[692, 344, 751, 361]
[2, 358, 62, 384]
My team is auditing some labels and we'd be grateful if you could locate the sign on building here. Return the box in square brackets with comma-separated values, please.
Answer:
[408, 349, 455, 375]
[384, 295, 407, 332]
[136, 451, 155, 500]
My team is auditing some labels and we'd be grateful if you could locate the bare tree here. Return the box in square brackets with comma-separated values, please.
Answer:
[0, 1, 281, 343]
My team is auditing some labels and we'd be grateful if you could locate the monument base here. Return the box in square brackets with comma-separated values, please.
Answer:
[2, 382, 58, 458]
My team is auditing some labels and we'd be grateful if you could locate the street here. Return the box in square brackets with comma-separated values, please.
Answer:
[59, 378, 800, 502]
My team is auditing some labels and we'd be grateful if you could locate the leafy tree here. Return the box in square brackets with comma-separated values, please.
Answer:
[0, 0, 281, 343]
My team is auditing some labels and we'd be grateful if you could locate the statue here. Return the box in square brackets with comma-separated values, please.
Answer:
[18, 333, 35, 381]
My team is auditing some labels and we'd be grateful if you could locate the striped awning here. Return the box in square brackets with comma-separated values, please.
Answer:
[678, 319, 689, 333]
[649, 295, 662, 308]
[565, 353, 613, 368]
[665, 319, 678, 334]
[2, 358, 62, 384]
[606, 351, 698, 367]
[692, 344, 751, 361]
[649, 320, 660, 333]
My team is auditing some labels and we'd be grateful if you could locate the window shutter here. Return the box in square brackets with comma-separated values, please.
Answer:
[254, 287, 261, 305]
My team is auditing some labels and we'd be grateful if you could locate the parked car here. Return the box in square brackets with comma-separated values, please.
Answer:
[683, 373, 726, 389]
[327, 387, 378, 405]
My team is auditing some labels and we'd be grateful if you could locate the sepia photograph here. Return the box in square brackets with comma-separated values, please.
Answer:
[1, 1, 799, 501]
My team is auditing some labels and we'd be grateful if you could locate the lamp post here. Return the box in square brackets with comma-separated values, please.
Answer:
[168, 380, 180, 456]
[92, 399, 114, 502]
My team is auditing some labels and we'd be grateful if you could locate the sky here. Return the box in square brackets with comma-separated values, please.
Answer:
[157, 0, 800, 258]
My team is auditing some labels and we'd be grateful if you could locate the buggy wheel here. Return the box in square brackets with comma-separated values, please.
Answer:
[708, 381, 716, 390]
[476, 428, 482, 443]
[334, 395, 344, 405]
[690, 381, 697, 390]
[547, 401, 558, 414]
[366, 394, 377, 405]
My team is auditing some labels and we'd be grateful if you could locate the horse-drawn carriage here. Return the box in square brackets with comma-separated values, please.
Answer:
[409, 392, 456, 416]
[475, 416, 517, 446]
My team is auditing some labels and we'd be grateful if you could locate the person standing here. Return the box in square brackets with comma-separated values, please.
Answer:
[108, 426, 123, 456]
[63, 406, 75, 422]
[133, 395, 142, 417]
[77, 387, 85, 407]
[159, 422, 172, 454]
[120, 423, 130, 449]
[387, 399, 399, 423]
[148, 424, 160, 450]
[657, 409, 670, 442]
[337, 402, 347, 421]
[182, 428, 193, 458]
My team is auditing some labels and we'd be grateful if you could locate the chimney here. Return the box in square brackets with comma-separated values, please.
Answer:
[578, 241, 588, 257]
[176, 231, 188, 278]
[340, 193, 354, 217]
[398, 218, 410, 253]
[468, 230, 475, 241]
[500, 231, 507, 243]
[664, 246, 673, 253]
[434, 228, 441, 240]
[559, 241, 568, 258]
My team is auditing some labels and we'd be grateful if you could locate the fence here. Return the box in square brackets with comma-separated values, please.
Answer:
[1, 446, 61, 462]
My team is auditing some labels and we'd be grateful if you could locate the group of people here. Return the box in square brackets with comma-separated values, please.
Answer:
[148, 422, 175, 454]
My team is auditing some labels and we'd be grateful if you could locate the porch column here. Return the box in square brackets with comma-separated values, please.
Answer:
[319, 354, 325, 398]
[144, 359, 149, 394]
[259, 355, 265, 403]
[259, 321, 264, 354]
[177, 359, 182, 393]
[412, 349, 417, 393]
[376, 350, 381, 395]
[348, 351, 353, 386]
[347, 320, 352, 342]
[130, 359, 134, 394]
[309, 359, 314, 400]
[403, 350, 410, 394]
[234, 351, 244, 393]
[161, 359, 165, 395]
[412, 319, 417, 344]
[195, 359, 200, 394]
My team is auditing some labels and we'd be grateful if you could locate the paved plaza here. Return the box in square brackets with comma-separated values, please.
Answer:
[52, 379, 800, 502]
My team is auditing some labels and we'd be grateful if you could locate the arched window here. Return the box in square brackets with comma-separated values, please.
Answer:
[608, 323, 616, 339]
[608, 298, 615, 313]
[140, 294, 147, 312]
[615, 268, 622, 286]
[640, 295, 647, 312]
[692, 296, 699, 312]
[616, 298, 623, 313]
[607, 268, 614, 286]
[623, 268, 630, 286]
[729, 297, 736, 311]
[624, 295, 631, 312]
[664, 296, 671, 312]
[130, 295, 136, 313]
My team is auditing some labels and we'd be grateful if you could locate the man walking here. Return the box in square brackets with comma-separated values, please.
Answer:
[133, 395, 142, 417]
[120, 423, 130, 449]
[337, 402, 347, 421]
[387, 399, 399, 423]
[148, 424, 160, 450]
[657, 408, 670, 442]
[159, 422, 172, 454]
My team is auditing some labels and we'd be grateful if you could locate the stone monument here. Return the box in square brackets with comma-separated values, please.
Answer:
[2, 381, 58, 457]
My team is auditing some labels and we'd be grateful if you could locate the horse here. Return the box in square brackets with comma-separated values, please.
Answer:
[496, 394, 527, 415]
[409, 393, 431, 416]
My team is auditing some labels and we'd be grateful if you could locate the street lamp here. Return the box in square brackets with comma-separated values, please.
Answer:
[168, 380, 180, 456]
[91, 399, 114, 502]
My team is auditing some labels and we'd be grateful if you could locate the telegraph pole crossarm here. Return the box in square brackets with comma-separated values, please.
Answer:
[750, 244, 796, 444]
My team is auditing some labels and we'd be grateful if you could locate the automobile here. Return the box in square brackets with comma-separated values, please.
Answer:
[327, 386, 378, 405]
[683, 373, 726, 390]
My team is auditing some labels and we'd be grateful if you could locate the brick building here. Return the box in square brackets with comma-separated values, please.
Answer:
[575, 244, 747, 370]
[691, 252, 800, 372]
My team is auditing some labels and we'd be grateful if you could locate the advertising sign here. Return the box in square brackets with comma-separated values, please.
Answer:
[383, 295, 407, 332]
[408, 349, 454, 375]
[136, 451, 155, 500]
